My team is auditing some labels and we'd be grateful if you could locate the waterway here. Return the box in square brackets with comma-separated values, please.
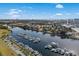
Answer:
[11, 27, 79, 56]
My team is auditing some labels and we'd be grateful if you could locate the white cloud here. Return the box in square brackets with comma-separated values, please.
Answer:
[55, 13, 63, 16]
[10, 9, 17, 11]
[7, 9, 23, 19]
[8, 11, 19, 15]
[10, 9, 22, 12]
[18, 10, 22, 12]
[11, 14, 20, 18]
[56, 4, 64, 9]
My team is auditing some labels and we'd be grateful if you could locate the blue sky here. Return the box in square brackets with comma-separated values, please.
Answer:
[0, 3, 79, 19]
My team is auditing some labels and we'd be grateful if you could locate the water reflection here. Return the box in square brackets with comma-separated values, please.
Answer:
[11, 27, 79, 56]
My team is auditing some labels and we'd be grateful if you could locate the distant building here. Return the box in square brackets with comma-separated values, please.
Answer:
[71, 28, 79, 38]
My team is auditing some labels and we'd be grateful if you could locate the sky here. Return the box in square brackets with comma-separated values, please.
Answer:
[0, 3, 79, 19]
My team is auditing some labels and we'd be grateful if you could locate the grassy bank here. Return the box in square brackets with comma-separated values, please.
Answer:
[0, 27, 17, 56]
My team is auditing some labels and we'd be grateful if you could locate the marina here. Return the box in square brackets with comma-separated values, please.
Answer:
[5, 35, 42, 56]
[10, 27, 79, 56]
[17, 33, 41, 43]
[51, 48, 76, 56]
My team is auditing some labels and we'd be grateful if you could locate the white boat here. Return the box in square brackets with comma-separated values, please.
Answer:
[25, 45, 29, 49]
[50, 47, 77, 56]
[64, 48, 68, 52]
[33, 51, 41, 56]
[33, 51, 39, 55]
[29, 38, 34, 41]
[33, 39, 40, 43]
[29, 36, 34, 41]
[36, 37, 41, 41]
[67, 50, 76, 56]
[24, 36, 28, 39]
[31, 37, 40, 43]
[20, 32, 26, 35]
[56, 48, 61, 53]
[51, 42, 57, 45]
[60, 49, 65, 55]
[18, 42, 24, 47]
[51, 48, 56, 52]
[64, 49, 77, 56]
[17, 34, 24, 37]
[64, 51, 70, 56]
[44, 44, 52, 49]
[50, 42, 58, 48]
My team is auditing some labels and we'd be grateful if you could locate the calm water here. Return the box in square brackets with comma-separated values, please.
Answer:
[11, 27, 79, 56]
